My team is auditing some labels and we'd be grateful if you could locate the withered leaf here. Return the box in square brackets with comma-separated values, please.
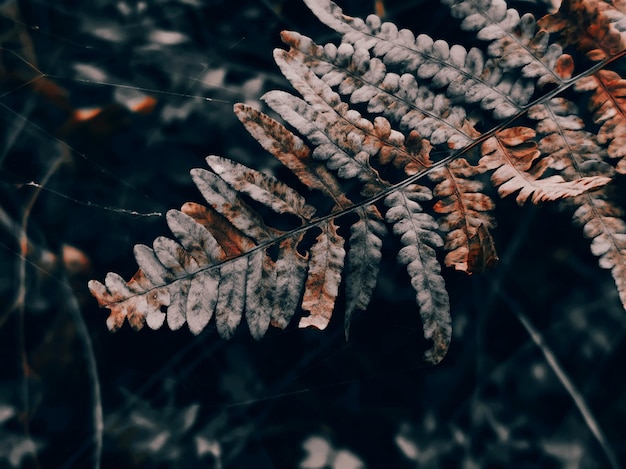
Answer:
[89, 0, 626, 366]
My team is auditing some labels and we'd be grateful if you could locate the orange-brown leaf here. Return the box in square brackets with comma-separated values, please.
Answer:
[430, 158, 496, 274]
[539, 0, 626, 61]
[181, 202, 254, 258]
[481, 127, 611, 204]
[575, 71, 626, 171]
[466, 223, 499, 274]
[299, 220, 346, 330]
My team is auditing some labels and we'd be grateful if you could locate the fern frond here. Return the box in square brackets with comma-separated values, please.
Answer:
[526, 91, 626, 312]
[528, 97, 615, 187]
[541, 2, 626, 162]
[205, 155, 316, 221]
[281, 0, 609, 244]
[233, 103, 351, 208]
[272, 237, 309, 329]
[572, 196, 626, 308]
[89, 158, 315, 339]
[272, 42, 433, 173]
[444, 0, 571, 84]
[302, 0, 569, 120]
[528, 95, 626, 311]
[539, 0, 626, 61]
[190, 165, 277, 243]
[384, 186, 450, 364]
[89, 0, 626, 366]
[278, 28, 483, 138]
[262, 90, 388, 195]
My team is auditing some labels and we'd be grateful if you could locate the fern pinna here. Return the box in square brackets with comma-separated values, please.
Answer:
[89, 0, 626, 364]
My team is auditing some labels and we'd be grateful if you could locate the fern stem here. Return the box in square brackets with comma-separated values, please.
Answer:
[501, 293, 622, 469]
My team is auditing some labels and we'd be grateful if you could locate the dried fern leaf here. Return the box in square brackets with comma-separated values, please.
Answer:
[430, 158, 496, 273]
[539, 0, 626, 61]
[233, 103, 351, 208]
[89, 158, 317, 337]
[344, 206, 386, 337]
[302, 0, 563, 120]
[206, 154, 316, 220]
[480, 127, 611, 204]
[272, 237, 309, 329]
[525, 92, 626, 310]
[466, 223, 499, 274]
[241, 249, 276, 340]
[190, 167, 277, 243]
[236, 101, 388, 335]
[299, 220, 346, 330]
[180, 202, 254, 257]
[443, 0, 569, 85]
[278, 29, 477, 147]
[528, 94, 626, 311]
[262, 90, 387, 196]
[529, 96, 615, 175]
[186, 269, 219, 335]
[575, 71, 626, 171]
[89, 0, 626, 367]
[215, 256, 247, 339]
[384, 185, 450, 364]
[273, 44, 433, 174]
[277, 0, 599, 214]
[572, 197, 626, 309]
[164, 208, 224, 265]
[495, 122, 610, 202]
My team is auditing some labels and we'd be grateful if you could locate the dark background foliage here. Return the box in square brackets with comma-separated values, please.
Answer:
[1, 0, 625, 467]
